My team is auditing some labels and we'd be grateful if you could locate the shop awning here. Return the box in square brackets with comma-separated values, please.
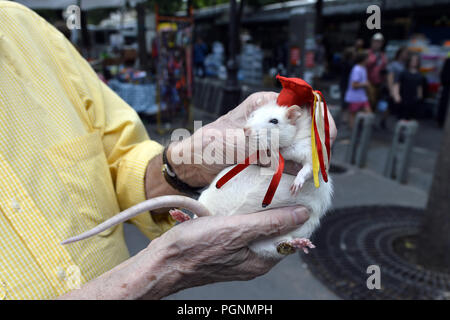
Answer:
[11, 0, 144, 10]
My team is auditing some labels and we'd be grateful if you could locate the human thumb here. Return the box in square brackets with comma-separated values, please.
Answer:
[236, 206, 309, 244]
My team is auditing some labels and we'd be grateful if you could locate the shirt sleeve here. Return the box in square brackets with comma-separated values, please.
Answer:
[350, 66, 363, 84]
[361, 67, 368, 83]
[44, 19, 175, 239]
[393, 67, 402, 83]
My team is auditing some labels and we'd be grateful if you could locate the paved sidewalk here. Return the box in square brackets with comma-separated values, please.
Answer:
[122, 113, 435, 299]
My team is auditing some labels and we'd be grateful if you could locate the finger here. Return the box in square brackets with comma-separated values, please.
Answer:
[246, 92, 279, 115]
[254, 91, 279, 106]
[231, 206, 309, 244]
[256, 159, 302, 174]
[255, 149, 271, 167]
[221, 92, 279, 127]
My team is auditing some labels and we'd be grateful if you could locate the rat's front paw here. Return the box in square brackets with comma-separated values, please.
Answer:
[290, 176, 305, 195]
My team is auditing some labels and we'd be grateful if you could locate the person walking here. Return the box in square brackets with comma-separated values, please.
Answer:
[194, 37, 208, 77]
[393, 53, 424, 120]
[366, 33, 387, 110]
[345, 51, 372, 128]
[339, 47, 355, 125]
[386, 46, 409, 118]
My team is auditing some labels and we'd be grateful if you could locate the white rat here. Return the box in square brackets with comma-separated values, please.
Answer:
[62, 102, 333, 259]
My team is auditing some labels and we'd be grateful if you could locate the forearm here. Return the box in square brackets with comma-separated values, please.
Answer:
[387, 73, 395, 96]
[352, 81, 366, 89]
[58, 239, 181, 300]
[393, 84, 401, 101]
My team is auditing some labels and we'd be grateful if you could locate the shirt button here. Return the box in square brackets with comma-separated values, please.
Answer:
[56, 267, 66, 281]
[11, 199, 21, 212]
[0, 280, 6, 300]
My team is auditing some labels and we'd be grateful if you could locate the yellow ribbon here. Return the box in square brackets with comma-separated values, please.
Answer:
[311, 94, 320, 188]
[315, 92, 329, 171]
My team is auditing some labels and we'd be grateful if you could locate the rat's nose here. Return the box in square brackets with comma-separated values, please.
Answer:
[244, 127, 251, 135]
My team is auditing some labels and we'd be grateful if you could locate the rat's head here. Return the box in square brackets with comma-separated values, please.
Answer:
[244, 102, 304, 148]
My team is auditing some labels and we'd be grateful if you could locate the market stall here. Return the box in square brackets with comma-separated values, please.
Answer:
[154, 5, 194, 133]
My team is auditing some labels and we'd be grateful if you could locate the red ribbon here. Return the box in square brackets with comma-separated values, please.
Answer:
[216, 151, 285, 207]
[313, 112, 328, 183]
[316, 90, 331, 160]
[215, 154, 254, 189]
[262, 151, 284, 208]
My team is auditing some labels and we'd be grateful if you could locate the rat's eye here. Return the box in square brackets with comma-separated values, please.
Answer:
[269, 118, 278, 124]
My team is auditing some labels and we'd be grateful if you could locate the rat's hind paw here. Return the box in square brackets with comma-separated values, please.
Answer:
[169, 209, 191, 222]
[290, 176, 305, 196]
[290, 238, 316, 254]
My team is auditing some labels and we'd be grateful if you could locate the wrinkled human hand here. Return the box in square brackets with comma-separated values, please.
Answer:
[168, 91, 337, 187]
[148, 205, 309, 293]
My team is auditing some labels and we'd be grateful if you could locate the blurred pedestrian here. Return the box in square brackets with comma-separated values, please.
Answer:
[366, 33, 387, 110]
[354, 38, 365, 54]
[339, 47, 355, 124]
[314, 35, 327, 78]
[194, 37, 208, 77]
[437, 53, 450, 127]
[386, 46, 409, 117]
[375, 71, 390, 129]
[345, 51, 371, 128]
[393, 53, 424, 120]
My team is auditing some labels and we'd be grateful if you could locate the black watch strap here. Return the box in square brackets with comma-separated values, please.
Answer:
[162, 146, 202, 196]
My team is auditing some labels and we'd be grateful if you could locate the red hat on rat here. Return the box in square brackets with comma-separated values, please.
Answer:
[276, 75, 315, 107]
[275, 74, 331, 187]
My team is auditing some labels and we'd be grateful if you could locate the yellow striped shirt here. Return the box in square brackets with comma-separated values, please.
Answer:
[0, 1, 174, 299]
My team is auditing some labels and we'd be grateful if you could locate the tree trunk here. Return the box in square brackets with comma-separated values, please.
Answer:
[237, 0, 245, 31]
[236, 0, 245, 53]
[80, 10, 91, 56]
[137, 3, 148, 71]
[221, 0, 240, 114]
[418, 96, 450, 273]
[186, 0, 192, 16]
[315, 0, 323, 35]
[227, 0, 238, 88]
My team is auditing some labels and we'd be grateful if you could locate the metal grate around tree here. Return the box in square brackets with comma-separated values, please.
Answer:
[302, 205, 450, 300]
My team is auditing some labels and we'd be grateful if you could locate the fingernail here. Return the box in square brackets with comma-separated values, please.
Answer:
[292, 208, 309, 225]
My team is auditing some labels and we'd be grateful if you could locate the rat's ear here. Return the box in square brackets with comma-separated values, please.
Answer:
[287, 105, 302, 124]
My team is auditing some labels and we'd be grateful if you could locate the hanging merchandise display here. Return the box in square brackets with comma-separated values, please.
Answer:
[155, 5, 194, 134]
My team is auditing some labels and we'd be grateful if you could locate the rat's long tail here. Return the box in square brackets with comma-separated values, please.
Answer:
[61, 195, 210, 245]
